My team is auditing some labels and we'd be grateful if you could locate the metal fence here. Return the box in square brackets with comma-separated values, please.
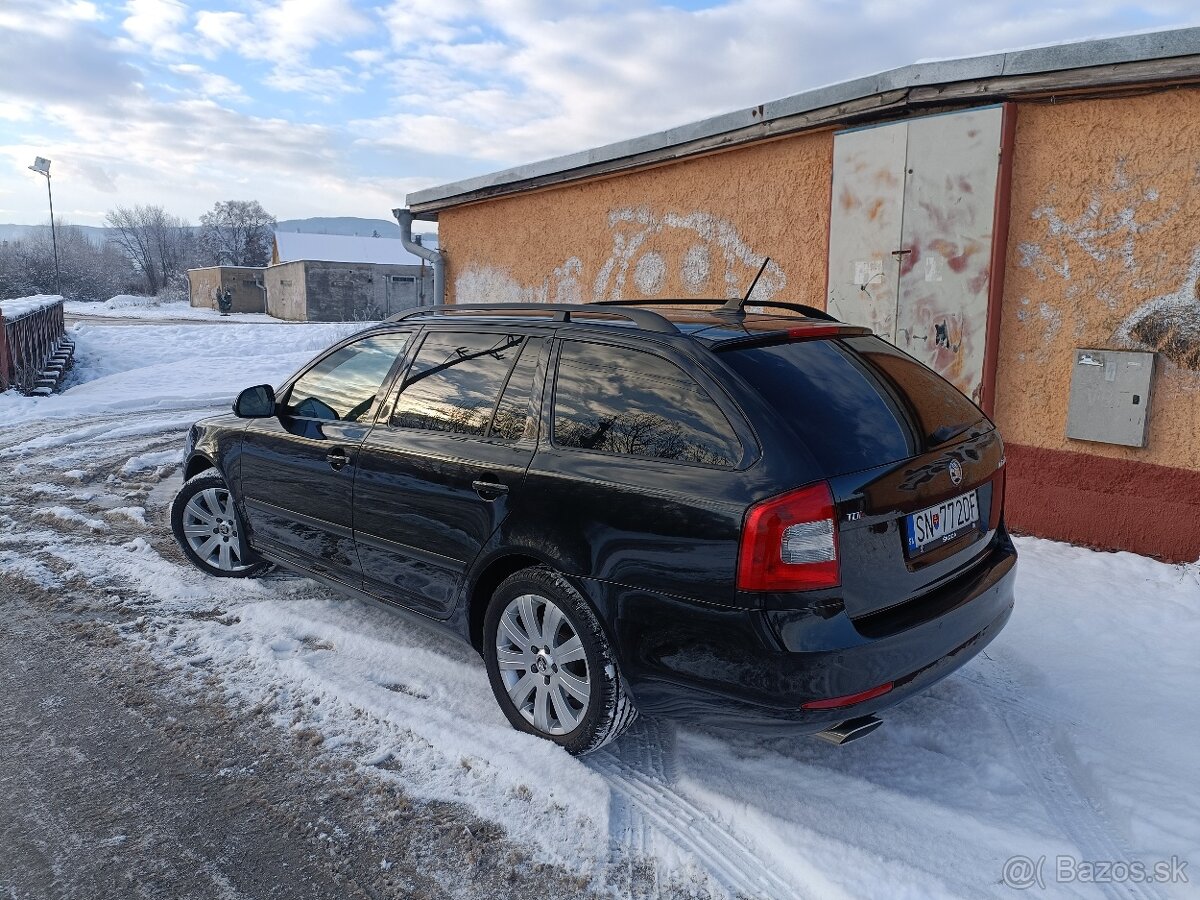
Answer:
[0, 299, 70, 394]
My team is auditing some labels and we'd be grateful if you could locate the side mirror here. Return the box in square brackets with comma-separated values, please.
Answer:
[233, 384, 277, 418]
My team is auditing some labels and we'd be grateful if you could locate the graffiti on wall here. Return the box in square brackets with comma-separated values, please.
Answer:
[454, 207, 784, 306]
[827, 105, 1006, 404]
[1016, 158, 1200, 372]
[592, 207, 786, 302]
[1018, 159, 1178, 288]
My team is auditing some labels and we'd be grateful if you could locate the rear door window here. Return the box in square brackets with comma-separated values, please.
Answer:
[552, 340, 740, 467]
[721, 335, 989, 474]
[285, 331, 412, 422]
[391, 331, 524, 435]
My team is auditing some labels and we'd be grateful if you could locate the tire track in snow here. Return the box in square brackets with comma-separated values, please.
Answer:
[600, 718, 668, 897]
[592, 718, 799, 899]
[973, 659, 1167, 900]
[1002, 719, 1165, 900]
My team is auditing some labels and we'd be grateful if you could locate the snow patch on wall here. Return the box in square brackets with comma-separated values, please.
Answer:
[0, 294, 61, 320]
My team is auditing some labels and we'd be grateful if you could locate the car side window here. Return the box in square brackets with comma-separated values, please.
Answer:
[285, 331, 412, 422]
[392, 331, 524, 435]
[552, 340, 740, 467]
[489, 337, 544, 441]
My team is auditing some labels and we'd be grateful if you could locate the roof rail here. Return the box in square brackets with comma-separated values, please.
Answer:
[385, 303, 680, 334]
[593, 297, 840, 323]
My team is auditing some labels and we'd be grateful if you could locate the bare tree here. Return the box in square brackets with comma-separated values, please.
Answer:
[105, 205, 193, 295]
[199, 200, 276, 267]
[0, 221, 135, 301]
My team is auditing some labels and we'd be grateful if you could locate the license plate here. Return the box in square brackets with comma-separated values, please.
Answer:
[905, 490, 980, 556]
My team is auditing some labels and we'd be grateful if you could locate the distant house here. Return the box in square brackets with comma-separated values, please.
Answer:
[264, 232, 436, 322]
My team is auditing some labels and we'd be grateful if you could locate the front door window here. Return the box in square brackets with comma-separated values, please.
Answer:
[285, 332, 413, 423]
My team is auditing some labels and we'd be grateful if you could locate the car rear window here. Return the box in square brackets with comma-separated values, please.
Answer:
[721, 335, 989, 474]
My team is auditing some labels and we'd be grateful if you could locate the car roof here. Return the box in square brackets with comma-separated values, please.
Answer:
[383, 302, 868, 347]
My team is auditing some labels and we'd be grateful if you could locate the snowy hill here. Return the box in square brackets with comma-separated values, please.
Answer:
[275, 216, 406, 237]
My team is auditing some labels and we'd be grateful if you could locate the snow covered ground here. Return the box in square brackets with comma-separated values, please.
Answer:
[64, 294, 278, 323]
[1, 311, 1196, 898]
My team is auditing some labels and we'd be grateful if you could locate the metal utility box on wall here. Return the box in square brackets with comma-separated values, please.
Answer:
[1066, 349, 1155, 447]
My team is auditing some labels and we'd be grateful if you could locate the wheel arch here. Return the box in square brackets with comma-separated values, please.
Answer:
[184, 452, 217, 481]
[467, 552, 545, 652]
[466, 549, 622, 659]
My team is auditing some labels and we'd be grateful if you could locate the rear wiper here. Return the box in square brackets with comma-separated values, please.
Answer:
[928, 421, 979, 445]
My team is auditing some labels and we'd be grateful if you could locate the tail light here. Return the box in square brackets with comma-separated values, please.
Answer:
[988, 458, 1006, 531]
[737, 481, 840, 591]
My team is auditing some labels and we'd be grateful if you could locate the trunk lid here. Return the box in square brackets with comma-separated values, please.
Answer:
[720, 334, 1005, 618]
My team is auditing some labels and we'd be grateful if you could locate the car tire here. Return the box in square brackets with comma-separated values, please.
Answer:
[171, 470, 270, 578]
[483, 566, 637, 755]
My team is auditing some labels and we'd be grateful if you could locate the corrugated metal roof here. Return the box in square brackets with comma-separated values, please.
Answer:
[273, 231, 438, 265]
[406, 27, 1200, 215]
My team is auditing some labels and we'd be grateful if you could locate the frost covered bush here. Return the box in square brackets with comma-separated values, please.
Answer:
[0, 224, 134, 301]
[155, 281, 189, 305]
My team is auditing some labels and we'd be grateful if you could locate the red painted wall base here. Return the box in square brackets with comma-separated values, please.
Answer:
[1005, 443, 1200, 563]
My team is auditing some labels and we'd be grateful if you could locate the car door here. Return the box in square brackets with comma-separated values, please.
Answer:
[238, 330, 414, 582]
[354, 329, 546, 616]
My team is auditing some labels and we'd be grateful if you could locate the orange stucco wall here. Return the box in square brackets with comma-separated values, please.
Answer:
[440, 91, 1200, 473]
[995, 91, 1200, 472]
[434, 90, 1200, 561]
[438, 130, 834, 311]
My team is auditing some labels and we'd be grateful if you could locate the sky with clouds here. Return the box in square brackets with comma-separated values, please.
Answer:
[1, 0, 1197, 227]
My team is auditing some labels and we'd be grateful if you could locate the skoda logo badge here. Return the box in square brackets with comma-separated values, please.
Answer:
[948, 459, 963, 486]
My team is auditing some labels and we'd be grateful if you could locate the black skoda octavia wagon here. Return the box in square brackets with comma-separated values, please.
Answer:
[172, 299, 1016, 755]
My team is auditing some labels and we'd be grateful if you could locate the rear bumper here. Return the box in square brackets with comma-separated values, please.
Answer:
[606, 530, 1017, 732]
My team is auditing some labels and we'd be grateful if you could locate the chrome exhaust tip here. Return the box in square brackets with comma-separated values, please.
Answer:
[815, 715, 883, 746]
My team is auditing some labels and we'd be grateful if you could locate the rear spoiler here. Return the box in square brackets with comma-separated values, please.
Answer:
[709, 324, 872, 352]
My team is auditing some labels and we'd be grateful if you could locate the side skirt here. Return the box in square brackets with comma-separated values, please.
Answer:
[256, 548, 479, 654]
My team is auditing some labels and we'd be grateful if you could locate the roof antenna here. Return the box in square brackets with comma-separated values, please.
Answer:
[722, 257, 770, 315]
[744, 257, 769, 304]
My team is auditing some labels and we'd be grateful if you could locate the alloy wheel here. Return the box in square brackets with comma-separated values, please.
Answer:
[181, 487, 252, 573]
[494, 593, 591, 735]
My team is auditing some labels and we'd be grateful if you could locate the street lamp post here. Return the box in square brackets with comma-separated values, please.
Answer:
[28, 157, 61, 297]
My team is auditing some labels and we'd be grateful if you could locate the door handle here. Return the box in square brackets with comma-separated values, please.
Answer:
[326, 448, 351, 470]
[472, 480, 509, 500]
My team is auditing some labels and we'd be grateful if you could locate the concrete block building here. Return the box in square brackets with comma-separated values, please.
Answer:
[403, 28, 1200, 562]
[187, 266, 266, 313]
[264, 232, 435, 322]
